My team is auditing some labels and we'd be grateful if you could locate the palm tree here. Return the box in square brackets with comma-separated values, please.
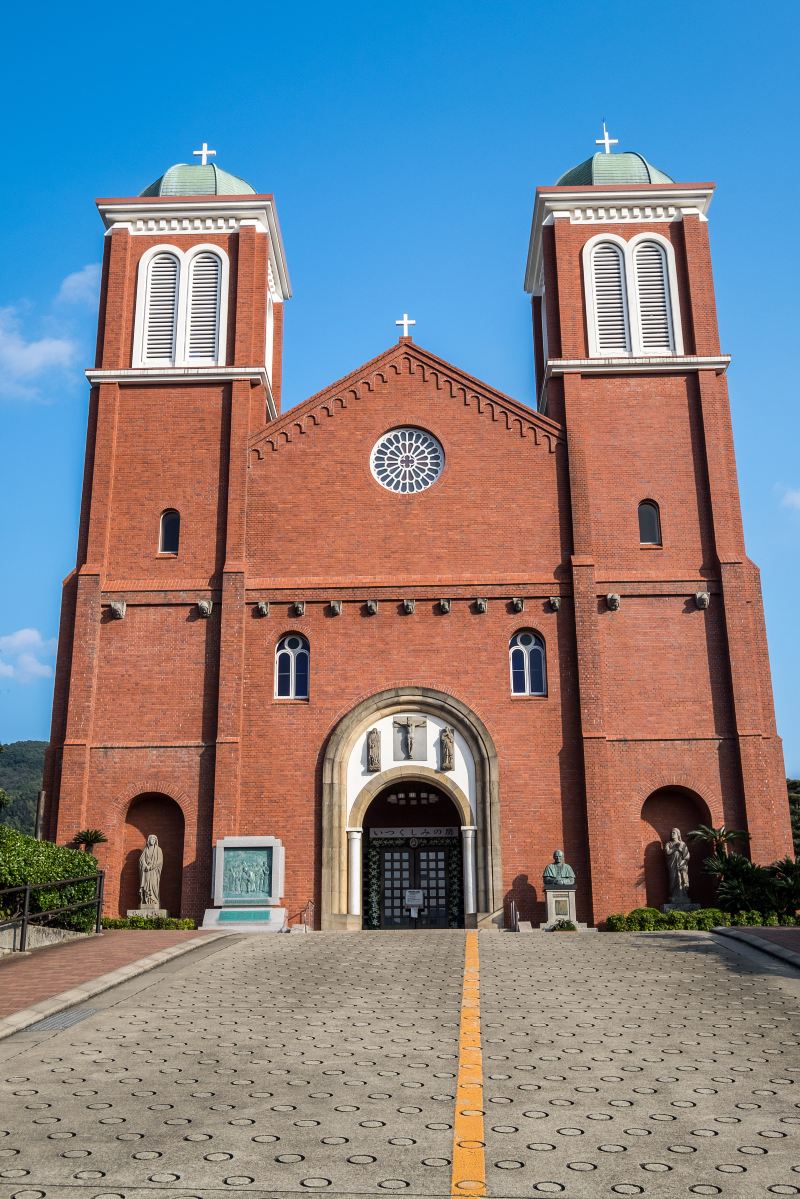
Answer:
[689, 824, 749, 857]
[72, 828, 108, 855]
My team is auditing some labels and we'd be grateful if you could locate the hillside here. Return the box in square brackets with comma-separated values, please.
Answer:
[0, 741, 46, 835]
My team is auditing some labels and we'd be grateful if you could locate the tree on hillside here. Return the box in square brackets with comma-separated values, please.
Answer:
[0, 742, 47, 835]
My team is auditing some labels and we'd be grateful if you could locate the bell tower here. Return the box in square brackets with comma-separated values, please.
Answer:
[43, 149, 291, 918]
[524, 131, 792, 918]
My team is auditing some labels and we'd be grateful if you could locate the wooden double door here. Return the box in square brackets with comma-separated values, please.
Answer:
[378, 840, 461, 929]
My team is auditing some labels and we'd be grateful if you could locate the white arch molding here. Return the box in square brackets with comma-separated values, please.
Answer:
[320, 688, 503, 930]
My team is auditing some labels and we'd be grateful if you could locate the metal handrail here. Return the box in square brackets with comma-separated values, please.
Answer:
[0, 871, 105, 951]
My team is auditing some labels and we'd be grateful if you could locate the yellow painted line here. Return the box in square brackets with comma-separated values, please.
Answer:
[450, 929, 486, 1198]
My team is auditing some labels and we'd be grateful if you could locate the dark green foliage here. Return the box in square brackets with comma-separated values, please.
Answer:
[603, 907, 797, 931]
[789, 779, 800, 856]
[101, 916, 196, 930]
[688, 824, 749, 855]
[0, 741, 46, 835]
[551, 918, 577, 931]
[72, 829, 108, 853]
[704, 851, 799, 916]
[0, 826, 98, 932]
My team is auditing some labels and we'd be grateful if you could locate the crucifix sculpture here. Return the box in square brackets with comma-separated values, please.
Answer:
[394, 715, 427, 758]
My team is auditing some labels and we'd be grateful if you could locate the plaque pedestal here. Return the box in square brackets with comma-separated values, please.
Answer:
[127, 908, 167, 919]
[539, 887, 589, 930]
[201, 907, 287, 932]
[662, 901, 700, 913]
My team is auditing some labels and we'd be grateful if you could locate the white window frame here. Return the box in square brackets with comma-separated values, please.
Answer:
[274, 633, 310, 700]
[582, 231, 683, 358]
[133, 243, 230, 368]
[509, 630, 547, 697]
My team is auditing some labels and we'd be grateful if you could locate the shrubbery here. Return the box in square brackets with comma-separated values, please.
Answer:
[604, 906, 797, 932]
[101, 916, 196, 930]
[0, 826, 99, 931]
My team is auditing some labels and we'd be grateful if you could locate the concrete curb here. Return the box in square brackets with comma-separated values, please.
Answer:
[0, 932, 230, 1041]
[712, 926, 800, 971]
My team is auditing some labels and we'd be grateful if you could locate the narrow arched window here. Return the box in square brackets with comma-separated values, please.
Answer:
[509, 631, 546, 696]
[186, 251, 222, 363]
[159, 509, 180, 554]
[638, 500, 662, 545]
[590, 241, 630, 353]
[275, 634, 310, 700]
[632, 240, 674, 351]
[143, 252, 179, 365]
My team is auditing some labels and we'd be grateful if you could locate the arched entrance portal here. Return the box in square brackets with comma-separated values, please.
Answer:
[361, 781, 464, 929]
[321, 687, 501, 931]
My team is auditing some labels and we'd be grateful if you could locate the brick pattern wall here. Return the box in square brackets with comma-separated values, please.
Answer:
[43, 186, 793, 929]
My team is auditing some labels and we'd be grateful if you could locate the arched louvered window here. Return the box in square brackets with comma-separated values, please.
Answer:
[186, 252, 222, 363]
[638, 500, 662, 546]
[509, 630, 547, 697]
[143, 253, 179, 365]
[275, 634, 310, 700]
[590, 241, 630, 354]
[159, 509, 180, 555]
[633, 241, 674, 352]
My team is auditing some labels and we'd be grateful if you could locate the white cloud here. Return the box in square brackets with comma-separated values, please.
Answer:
[781, 488, 800, 511]
[0, 628, 57, 683]
[0, 306, 77, 400]
[57, 263, 101, 307]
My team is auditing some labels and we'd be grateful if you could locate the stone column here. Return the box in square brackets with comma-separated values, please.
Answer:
[347, 829, 363, 917]
[461, 825, 478, 916]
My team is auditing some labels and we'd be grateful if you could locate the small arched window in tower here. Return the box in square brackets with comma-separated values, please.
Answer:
[638, 500, 662, 546]
[590, 241, 630, 353]
[509, 630, 547, 696]
[143, 252, 180, 365]
[632, 240, 674, 352]
[275, 634, 310, 700]
[186, 251, 222, 363]
[159, 509, 180, 555]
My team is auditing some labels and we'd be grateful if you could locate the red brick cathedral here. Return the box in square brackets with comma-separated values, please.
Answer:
[43, 140, 793, 929]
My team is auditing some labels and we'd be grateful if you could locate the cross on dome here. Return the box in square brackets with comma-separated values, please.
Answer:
[193, 142, 217, 167]
[395, 312, 416, 339]
[595, 121, 618, 155]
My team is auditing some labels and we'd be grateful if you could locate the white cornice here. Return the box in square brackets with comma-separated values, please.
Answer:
[525, 185, 715, 294]
[546, 355, 730, 377]
[85, 366, 278, 420]
[97, 197, 292, 300]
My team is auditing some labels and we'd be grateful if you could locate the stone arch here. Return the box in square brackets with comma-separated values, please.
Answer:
[119, 793, 185, 917]
[640, 786, 714, 910]
[350, 766, 472, 830]
[321, 687, 501, 930]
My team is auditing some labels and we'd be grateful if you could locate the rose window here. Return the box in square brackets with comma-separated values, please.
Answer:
[370, 427, 444, 493]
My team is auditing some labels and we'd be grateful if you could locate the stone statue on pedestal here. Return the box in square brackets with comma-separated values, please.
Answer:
[664, 828, 691, 905]
[543, 849, 575, 889]
[138, 834, 164, 909]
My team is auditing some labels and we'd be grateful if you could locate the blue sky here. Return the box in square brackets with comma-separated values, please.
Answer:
[1, 1, 799, 773]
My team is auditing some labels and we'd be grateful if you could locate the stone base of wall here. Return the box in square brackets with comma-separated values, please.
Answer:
[0, 925, 89, 955]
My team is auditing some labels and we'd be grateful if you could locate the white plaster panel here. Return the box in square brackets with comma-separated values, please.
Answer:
[346, 712, 476, 822]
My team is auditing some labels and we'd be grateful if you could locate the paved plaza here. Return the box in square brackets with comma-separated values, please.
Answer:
[0, 930, 798, 1198]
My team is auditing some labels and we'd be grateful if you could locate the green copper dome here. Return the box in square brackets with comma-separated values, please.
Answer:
[140, 162, 256, 197]
[556, 151, 674, 187]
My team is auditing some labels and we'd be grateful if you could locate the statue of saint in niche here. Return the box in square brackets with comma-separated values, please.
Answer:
[664, 828, 691, 904]
[367, 727, 381, 773]
[543, 849, 576, 889]
[440, 726, 455, 772]
[138, 834, 164, 908]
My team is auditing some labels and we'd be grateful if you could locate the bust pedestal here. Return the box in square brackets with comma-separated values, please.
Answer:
[540, 886, 578, 929]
